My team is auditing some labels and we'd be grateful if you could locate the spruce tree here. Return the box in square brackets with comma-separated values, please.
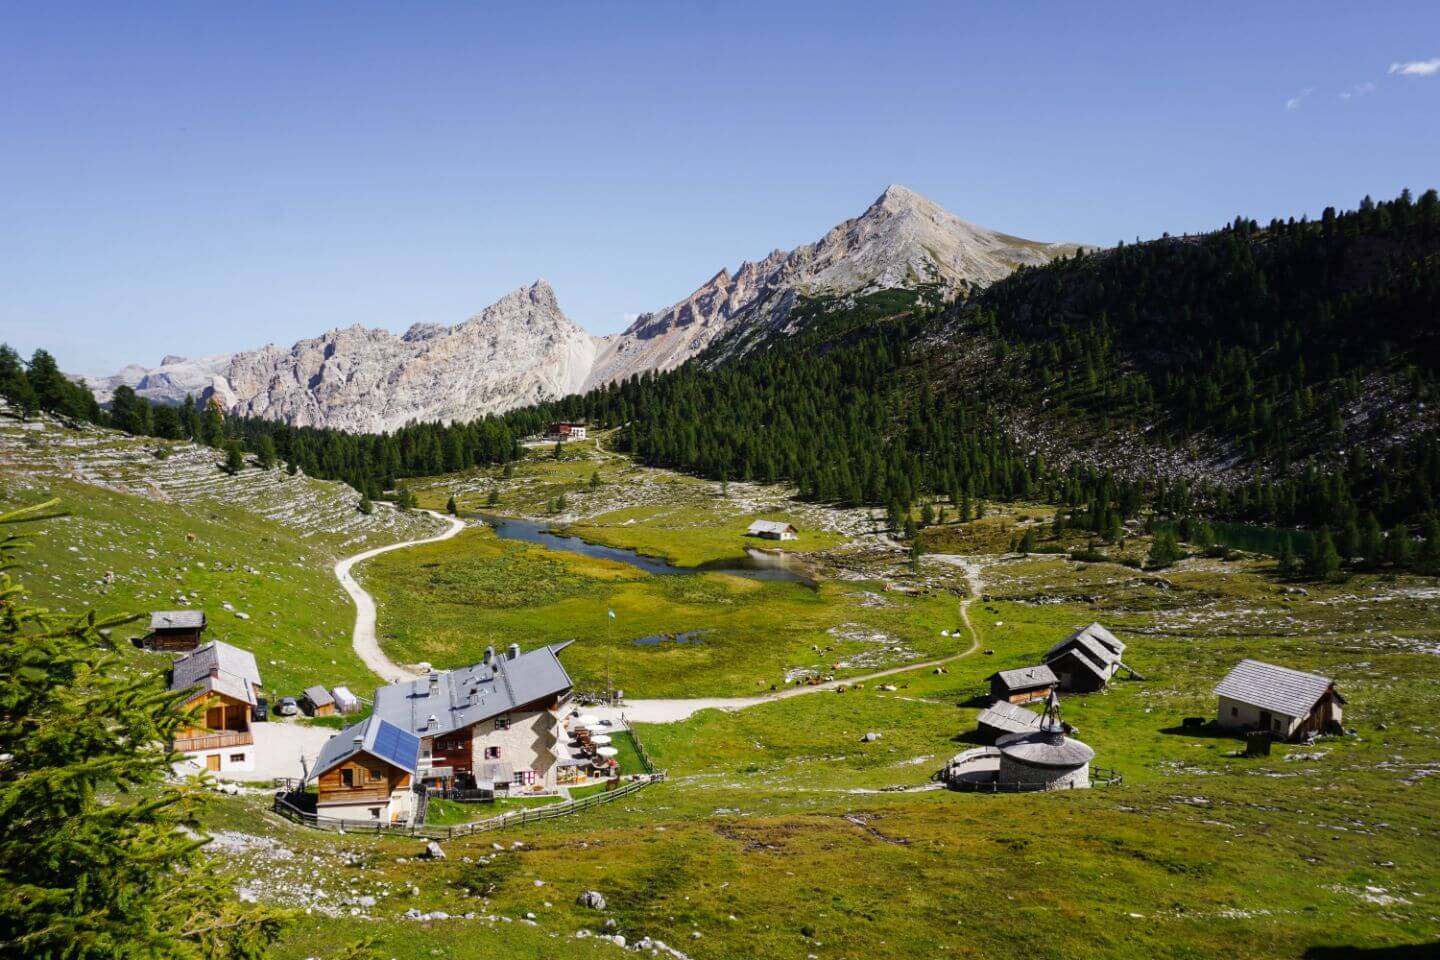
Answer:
[1306, 528, 1342, 580]
[446, 494, 458, 516]
[0, 500, 286, 957]
[223, 441, 245, 475]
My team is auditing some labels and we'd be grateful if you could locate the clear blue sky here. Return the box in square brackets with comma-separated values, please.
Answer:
[2, 2, 1437, 376]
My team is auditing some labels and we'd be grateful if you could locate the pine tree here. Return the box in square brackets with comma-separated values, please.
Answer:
[223, 440, 245, 475]
[359, 495, 374, 515]
[589, 470, 601, 489]
[487, 488, 501, 507]
[1277, 536, 1296, 574]
[256, 434, 277, 470]
[0, 500, 286, 956]
[910, 536, 924, 574]
[1019, 527, 1037, 553]
[1306, 528, 1342, 580]
[1147, 529, 1182, 569]
[446, 494, 458, 515]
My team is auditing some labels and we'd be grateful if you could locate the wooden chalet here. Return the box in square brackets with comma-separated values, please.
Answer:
[148, 610, 207, 651]
[169, 641, 262, 773]
[986, 664, 1058, 704]
[544, 421, 587, 441]
[1214, 659, 1345, 742]
[308, 716, 422, 823]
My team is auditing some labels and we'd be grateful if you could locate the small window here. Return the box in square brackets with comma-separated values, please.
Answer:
[512, 771, 526, 785]
[495, 715, 511, 731]
[1231, 707, 1238, 717]
[485, 746, 502, 760]
[341, 768, 354, 787]
[229, 753, 245, 763]
[369, 807, 381, 819]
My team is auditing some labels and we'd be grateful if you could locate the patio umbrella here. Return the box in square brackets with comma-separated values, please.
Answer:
[574, 714, 600, 727]
[595, 746, 619, 758]
[588, 734, 612, 745]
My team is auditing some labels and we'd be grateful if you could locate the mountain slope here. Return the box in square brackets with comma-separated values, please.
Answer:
[585, 184, 1077, 387]
[95, 281, 599, 433]
[92, 186, 1072, 429]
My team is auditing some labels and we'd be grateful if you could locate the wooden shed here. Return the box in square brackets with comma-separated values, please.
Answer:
[987, 664, 1058, 704]
[302, 685, 336, 717]
[148, 610, 207, 651]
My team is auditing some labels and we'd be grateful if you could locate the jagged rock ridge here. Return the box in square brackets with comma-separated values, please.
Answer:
[95, 186, 1075, 429]
[583, 184, 1078, 387]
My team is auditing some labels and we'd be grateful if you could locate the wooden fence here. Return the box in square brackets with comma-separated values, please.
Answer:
[621, 713, 655, 774]
[272, 771, 667, 840]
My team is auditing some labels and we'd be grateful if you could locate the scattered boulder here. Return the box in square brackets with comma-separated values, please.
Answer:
[861, 732, 882, 743]
[576, 890, 607, 910]
[424, 841, 446, 860]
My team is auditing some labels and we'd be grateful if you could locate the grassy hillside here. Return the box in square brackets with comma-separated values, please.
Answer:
[1, 409, 444, 695]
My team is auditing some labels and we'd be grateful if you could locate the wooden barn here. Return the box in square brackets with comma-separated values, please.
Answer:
[302, 685, 335, 717]
[168, 640, 262, 773]
[986, 664, 1058, 704]
[1044, 622, 1133, 692]
[148, 610, 207, 651]
[308, 716, 422, 823]
[747, 519, 799, 541]
[1214, 659, 1345, 742]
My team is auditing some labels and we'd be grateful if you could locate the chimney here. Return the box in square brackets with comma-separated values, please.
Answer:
[352, 733, 363, 746]
[507, 643, 520, 661]
[485, 645, 495, 664]
[428, 671, 441, 695]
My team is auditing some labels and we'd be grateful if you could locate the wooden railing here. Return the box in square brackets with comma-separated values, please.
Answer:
[173, 729, 253, 753]
[621, 713, 655, 774]
[272, 771, 667, 839]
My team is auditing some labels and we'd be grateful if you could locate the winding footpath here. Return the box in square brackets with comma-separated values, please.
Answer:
[336, 508, 986, 725]
[335, 509, 465, 684]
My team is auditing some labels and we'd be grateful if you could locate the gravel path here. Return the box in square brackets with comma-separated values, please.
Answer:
[336, 509, 465, 683]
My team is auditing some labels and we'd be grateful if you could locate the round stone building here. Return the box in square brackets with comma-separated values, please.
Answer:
[995, 691, 1094, 790]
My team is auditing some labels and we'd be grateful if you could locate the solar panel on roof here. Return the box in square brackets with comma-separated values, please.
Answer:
[369, 721, 419, 772]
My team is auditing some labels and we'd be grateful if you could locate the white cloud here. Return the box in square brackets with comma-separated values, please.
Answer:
[1284, 87, 1314, 111]
[1389, 58, 1440, 76]
[1340, 81, 1378, 99]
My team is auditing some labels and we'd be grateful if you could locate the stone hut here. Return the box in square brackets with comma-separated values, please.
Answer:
[996, 691, 1094, 790]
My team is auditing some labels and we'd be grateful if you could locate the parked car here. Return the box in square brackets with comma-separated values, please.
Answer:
[251, 697, 270, 723]
[276, 696, 300, 717]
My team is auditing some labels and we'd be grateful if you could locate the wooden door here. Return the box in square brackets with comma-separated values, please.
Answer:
[206, 754, 221, 772]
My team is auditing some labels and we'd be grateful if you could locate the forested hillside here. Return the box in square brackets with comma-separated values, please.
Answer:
[4, 193, 1437, 567]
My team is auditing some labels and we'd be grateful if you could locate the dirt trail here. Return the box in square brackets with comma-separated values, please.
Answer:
[336, 509, 465, 683]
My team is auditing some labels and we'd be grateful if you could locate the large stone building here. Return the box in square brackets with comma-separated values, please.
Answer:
[370, 642, 574, 794]
[995, 692, 1094, 790]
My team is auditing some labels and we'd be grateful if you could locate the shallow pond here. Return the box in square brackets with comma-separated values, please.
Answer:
[474, 515, 817, 587]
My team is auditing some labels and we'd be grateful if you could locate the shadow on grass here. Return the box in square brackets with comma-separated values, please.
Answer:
[1159, 722, 1240, 741]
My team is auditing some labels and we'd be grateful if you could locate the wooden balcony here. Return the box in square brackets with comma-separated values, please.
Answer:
[173, 729, 253, 753]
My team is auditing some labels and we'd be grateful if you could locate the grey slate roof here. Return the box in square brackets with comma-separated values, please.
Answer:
[303, 685, 334, 707]
[372, 643, 574, 738]
[308, 715, 420, 782]
[977, 700, 1043, 735]
[151, 610, 206, 630]
[1046, 622, 1125, 662]
[169, 641, 262, 706]
[1214, 659, 1337, 719]
[997, 728, 1096, 767]
[747, 520, 797, 535]
[990, 664, 1058, 690]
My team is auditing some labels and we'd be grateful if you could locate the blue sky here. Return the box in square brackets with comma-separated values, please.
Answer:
[2, 2, 1437, 376]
